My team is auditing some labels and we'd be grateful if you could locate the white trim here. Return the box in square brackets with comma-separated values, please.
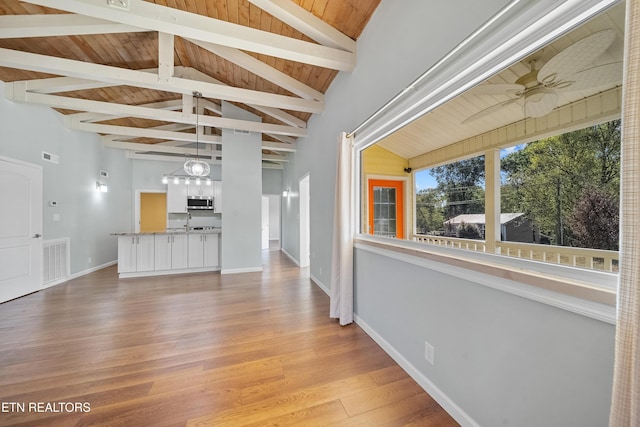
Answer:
[280, 247, 300, 266]
[355, 240, 616, 324]
[42, 260, 117, 289]
[120, 265, 221, 279]
[310, 273, 329, 295]
[220, 266, 263, 275]
[354, 314, 480, 427]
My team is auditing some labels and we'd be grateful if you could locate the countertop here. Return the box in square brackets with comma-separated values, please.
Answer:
[111, 228, 222, 236]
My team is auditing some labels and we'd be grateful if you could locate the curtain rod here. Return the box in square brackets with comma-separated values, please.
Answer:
[347, 0, 524, 139]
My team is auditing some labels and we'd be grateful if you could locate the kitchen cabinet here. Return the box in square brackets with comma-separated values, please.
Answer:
[117, 235, 155, 273]
[212, 181, 222, 213]
[167, 181, 188, 213]
[187, 181, 214, 198]
[188, 233, 219, 268]
[154, 234, 188, 270]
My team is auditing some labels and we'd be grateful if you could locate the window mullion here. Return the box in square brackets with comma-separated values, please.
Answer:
[485, 149, 501, 253]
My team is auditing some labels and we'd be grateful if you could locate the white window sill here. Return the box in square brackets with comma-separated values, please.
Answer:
[354, 234, 617, 324]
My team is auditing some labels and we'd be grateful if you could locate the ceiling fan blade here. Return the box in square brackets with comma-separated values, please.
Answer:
[469, 83, 524, 96]
[563, 61, 623, 92]
[525, 90, 558, 118]
[462, 99, 519, 125]
[538, 29, 617, 86]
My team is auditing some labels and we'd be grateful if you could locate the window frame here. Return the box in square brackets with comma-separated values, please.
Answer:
[352, 0, 621, 324]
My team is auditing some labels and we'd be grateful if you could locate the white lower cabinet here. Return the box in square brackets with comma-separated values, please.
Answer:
[154, 234, 188, 270]
[118, 235, 155, 273]
[188, 233, 220, 268]
[118, 233, 219, 276]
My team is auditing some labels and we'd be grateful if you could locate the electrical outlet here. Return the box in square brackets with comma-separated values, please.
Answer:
[424, 340, 435, 365]
[88, 257, 92, 264]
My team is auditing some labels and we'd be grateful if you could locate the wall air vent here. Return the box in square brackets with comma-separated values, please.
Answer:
[42, 151, 59, 164]
[234, 129, 251, 135]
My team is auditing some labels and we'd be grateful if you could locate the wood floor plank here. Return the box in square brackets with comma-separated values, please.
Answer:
[0, 245, 458, 426]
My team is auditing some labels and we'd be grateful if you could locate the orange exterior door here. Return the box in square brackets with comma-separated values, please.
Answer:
[368, 179, 404, 239]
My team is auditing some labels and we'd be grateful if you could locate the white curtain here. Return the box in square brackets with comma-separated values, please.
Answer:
[330, 132, 355, 325]
[610, 0, 640, 424]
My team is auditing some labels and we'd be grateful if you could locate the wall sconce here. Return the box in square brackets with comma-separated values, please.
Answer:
[404, 167, 412, 173]
[96, 182, 108, 193]
[282, 189, 290, 197]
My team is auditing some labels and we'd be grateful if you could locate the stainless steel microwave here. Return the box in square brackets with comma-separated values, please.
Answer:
[187, 196, 213, 210]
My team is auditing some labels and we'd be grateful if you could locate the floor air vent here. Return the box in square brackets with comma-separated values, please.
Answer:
[43, 238, 70, 285]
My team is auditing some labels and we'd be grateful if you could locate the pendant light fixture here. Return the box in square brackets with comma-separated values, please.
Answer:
[183, 91, 210, 177]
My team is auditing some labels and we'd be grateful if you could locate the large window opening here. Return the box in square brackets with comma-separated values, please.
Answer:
[359, 1, 623, 272]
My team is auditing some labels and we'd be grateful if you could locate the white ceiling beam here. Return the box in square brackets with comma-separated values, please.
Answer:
[158, 32, 174, 84]
[71, 121, 222, 143]
[182, 68, 305, 128]
[188, 39, 324, 101]
[66, 99, 183, 123]
[262, 162, 284, 170]
[103, 139, 213, 155]
[0, 48, 323, 113]
[126, 151, 222, 164]
[9, 90, 306, 137]
[22, 0, 356, 71]
[265, 133, 296, 145]
[246, 0, 356, 53]
[18, 67, 185, 94]
[0, 14, 146, 38]
[261, 140, 296, 153]
[262, 154, 288, 163]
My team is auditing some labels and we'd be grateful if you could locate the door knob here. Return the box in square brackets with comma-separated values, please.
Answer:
[33, 233, 42, 238]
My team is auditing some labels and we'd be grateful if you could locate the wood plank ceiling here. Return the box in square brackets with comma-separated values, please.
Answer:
[0, 0, 381, 167]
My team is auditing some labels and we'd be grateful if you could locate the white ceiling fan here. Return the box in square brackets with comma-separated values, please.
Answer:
[462, 29, 622, 124]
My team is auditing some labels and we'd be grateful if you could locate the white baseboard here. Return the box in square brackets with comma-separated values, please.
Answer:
[221, 266, 263, 275]
[310, 273, 329, 295]
[280, 248, 300, 266]
[354, 314, 480, 427]
[42, 260, 117, 289]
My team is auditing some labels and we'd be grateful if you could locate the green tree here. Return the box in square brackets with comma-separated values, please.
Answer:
[415, 188, 445, 234]
[430, 155, 485, 219]
[500, 120, 620, 247]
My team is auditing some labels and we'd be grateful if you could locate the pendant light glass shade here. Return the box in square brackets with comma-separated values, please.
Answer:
[184, 159, 210, 177]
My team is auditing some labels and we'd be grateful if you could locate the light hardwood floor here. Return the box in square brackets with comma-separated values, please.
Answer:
[0, 245, 458, 426]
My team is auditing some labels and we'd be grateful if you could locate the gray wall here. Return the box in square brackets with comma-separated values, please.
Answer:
[355, 248, 614, 426]
[280, 0, 616, 425]
[221, 101, 262, 273]
[262, 168, 282, 195]
[0, 81, 132, 275]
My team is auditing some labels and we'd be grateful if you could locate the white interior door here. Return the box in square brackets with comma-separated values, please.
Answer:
[261, 196, 269, 250]
[299, 174, 310, 267]
[0, 157, 43, 303]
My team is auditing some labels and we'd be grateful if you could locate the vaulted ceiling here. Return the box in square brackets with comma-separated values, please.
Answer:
[0, 0, 381, 167]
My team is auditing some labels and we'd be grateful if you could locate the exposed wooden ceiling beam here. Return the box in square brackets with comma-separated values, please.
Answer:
[74, 122, 222, 143]
[246, 0, 356, 53]
[158, 32, 174, 84]
[0, 14, 146, 38]
[21, 0, 356, 71]
[0, 49, 323, 113]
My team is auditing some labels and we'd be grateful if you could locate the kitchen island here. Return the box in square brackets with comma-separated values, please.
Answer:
[113, 228, 221, 278]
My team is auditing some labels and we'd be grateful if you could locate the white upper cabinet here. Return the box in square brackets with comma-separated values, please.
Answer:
[167, 181, 188, 213]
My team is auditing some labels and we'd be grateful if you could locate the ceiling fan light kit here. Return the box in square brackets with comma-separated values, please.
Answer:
[464, 29, 621, 123]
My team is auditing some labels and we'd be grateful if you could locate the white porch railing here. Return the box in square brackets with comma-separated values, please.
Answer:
[412, 234, 487, 252]
[412, 234, 619, 272]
